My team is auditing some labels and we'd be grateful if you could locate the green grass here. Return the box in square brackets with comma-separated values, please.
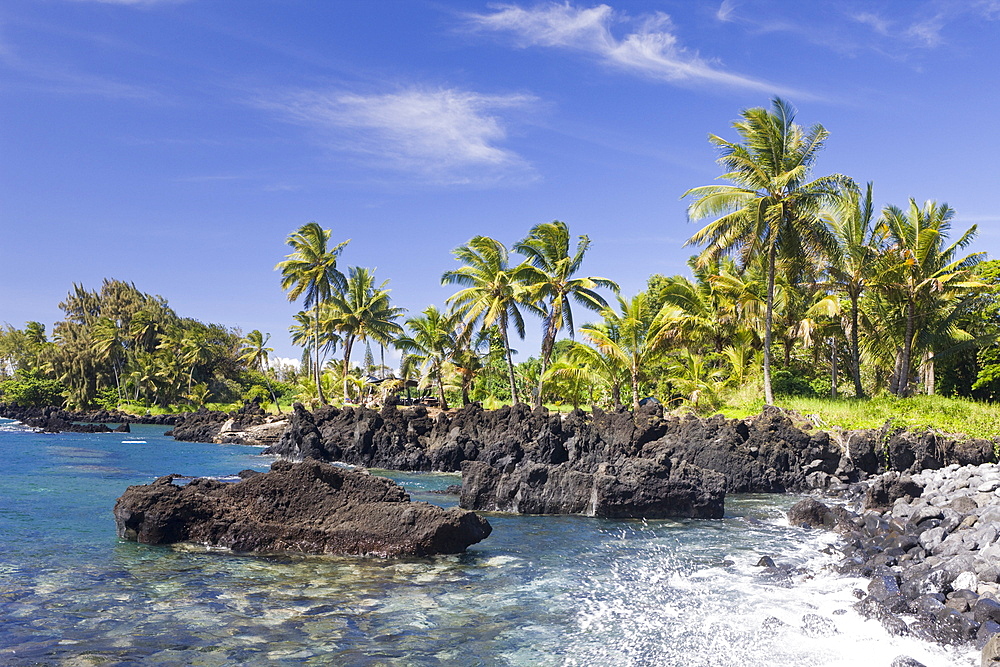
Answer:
[718, 392, 1000, 440]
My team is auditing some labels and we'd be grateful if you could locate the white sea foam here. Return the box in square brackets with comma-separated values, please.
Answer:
[565, 524, 978, 667]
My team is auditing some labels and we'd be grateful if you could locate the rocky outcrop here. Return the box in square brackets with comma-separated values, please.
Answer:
[844, 425, 996, 477]
[214, 416, 288, 447]
[166, 400, 269, 443]
[266, 403, 999, 489]
[460, 457, 725, 518]
[0, 403, 181, 429]
[265, 402, 729, 518]
[0, 404, 135, 433]
[114, 459, 492, 556]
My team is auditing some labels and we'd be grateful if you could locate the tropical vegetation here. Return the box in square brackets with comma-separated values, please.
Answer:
[3, 97, 998, 426]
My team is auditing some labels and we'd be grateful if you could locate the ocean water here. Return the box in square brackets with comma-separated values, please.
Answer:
[0, 418, 978, 666]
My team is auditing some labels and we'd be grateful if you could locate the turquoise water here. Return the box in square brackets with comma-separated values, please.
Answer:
[0, 418, 976, 666]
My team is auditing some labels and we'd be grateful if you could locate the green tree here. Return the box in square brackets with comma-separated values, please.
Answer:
[397, 305, 458, 409]
[684, 97, 850, 404]
[443, 236, 540, 405]
[825, 182, 884, 397]
[325, 266, 404, 401]
[515, 220, 618, 408]
[276, 222, 349, 405]
[563, 330, 628, 408]
[579, 293, 673, 412]
[239, 330, 282, 413]
[877, 200, 983, 396]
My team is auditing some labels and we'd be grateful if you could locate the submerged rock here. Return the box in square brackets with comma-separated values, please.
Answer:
[113, 459, 492, 556]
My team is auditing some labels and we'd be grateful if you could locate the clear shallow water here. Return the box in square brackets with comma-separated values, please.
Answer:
[0, 418, 977, 666]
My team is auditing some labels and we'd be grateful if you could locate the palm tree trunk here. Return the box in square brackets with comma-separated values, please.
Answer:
[261, 362, 282, 414]
[849, 292, 865, 398]
[342, 336, 355, 402]
[631, 366, 640, 413]
[889, 347, 903, 396]
[830, 337, 838, 398]
[500, 319, 519, 405]
[436, 373, 448, 410]
[922, 350, 935, 395]
[897, 298, 916, 397]
[762, 241, 777, 405]
[535, 314, 558, 409]
[313, 311, 326, 405]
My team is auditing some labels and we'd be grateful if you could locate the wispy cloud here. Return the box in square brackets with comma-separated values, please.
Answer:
[852, 12, 890, 36]
[905, 16, 946, 47]
[850, 2, 1000, 50]
[715, 0, 738, 22]
[262, 87, 538, 186]
[468, 2, 807, 97]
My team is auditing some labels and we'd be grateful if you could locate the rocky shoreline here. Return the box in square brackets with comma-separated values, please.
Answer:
[0, 400, 282, 445]
[779, 461, 1000, 665]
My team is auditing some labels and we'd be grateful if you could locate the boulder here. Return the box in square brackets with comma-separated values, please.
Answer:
[114, 460, 491, 556]
[459, 457, 725, 519]
[787, 497, 855, 532]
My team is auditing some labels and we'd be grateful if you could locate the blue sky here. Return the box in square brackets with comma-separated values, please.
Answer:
[3, 0, 999, 363]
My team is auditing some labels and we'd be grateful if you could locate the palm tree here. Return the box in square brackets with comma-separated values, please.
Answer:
[664, 350, 725, 410]
[449, 327, 490, 406]
[443, 236, 541, 405]
[91, 316, 125, 403]
[515, 220, 619, 408]
[684, 97, 851, 404]
[397, 306, 458, 409]
[276, 222, 349, 405]
[648, 257, 742, 354]
[564, 332, 628, 408]
[877, 199, 983, 396]
[579, 293, 673, 412]
[180, 331, 213, 396]
[325, 266, 404, 401]
[239, 330, 282, 414]
[825, 182, 885, 397]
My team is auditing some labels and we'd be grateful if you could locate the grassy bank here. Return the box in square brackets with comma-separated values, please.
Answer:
[719, 393, 1000, 440]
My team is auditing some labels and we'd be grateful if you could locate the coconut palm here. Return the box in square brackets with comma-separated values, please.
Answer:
[563, 331, 628, 408]
[514, 220, 618, 407]
[325, 267, 404, 401]
[648, 256, 744, 354]
[684, 97, 851, 404]
[876, 200, 983, 396]
[443, 236, 540, 405]
[450, 328, 491, 406]
[91, 316, 126, 403]
[823, 182, 886, 397]
[239, 330, 282, 414]
[579, 293, 673, 412]
[276, 222, 349, 405]
[664, 350, 725, 410]
[396, 305, 458, 409]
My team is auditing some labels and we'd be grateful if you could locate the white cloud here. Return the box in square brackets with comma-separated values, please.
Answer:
[468, 2, 805, 97]
[853, 12, 891, 36]
[905, 16, 945, 47]
[715, 0, 737, 22]
[264, 87, 538, 186]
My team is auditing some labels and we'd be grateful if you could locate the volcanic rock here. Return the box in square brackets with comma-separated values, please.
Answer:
[113, 459, 492, 556]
